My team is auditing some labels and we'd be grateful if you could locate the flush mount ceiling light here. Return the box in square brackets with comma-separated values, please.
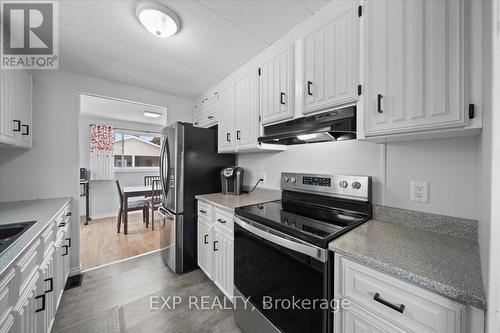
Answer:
[144, 111, 162, 118]
[135, 1, 181, 38]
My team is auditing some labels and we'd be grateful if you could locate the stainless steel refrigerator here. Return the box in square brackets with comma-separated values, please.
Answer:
[158, 122, 235, 273]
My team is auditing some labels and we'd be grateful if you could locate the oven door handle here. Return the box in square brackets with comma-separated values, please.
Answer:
[234, 217, 327, 262]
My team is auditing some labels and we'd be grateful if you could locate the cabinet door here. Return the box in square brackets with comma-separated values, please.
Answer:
[36, 252, 55, 333]
[235, 70, 260, 150]
[212, 228, 234, 300]
[197, 218, 213, 278]
[12, 284, 38, 333]
[0, 71, 16, 144]
[303, 3, 359, 114]
[20, 70, 32, 147]
[363, 0, 465, 135]
[217, 84, 236, 152]
[260, 47, 295, 125]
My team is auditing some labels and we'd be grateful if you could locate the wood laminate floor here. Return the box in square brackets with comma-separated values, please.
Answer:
[80, 212, 162, 270]
[53, 252, 241, 333]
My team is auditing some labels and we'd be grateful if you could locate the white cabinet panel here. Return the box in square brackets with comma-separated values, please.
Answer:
[235, 70, 260, 150]
[197, 217, 213, 278]
[363, 0, 466, 136]
[217, 84, 236, 152]
[260, 46, 295, 125]
[303, 4, 359, 114]
[212, 227, 234, 300]
[194, 93, 217, 128]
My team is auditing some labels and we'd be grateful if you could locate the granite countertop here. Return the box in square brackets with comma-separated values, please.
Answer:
[0, 198, 71, 277]
[195, 188, 281, 211]
[329, 206, 486, 310]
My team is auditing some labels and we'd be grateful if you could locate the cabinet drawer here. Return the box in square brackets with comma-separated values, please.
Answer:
[14, 239, 40, 296]
[197, 201, 212, 220]
[40, 222, 55, 256]
[0, 270, 15, 325]
[214, 207, 233, 234]
[337, 256, 464, 333]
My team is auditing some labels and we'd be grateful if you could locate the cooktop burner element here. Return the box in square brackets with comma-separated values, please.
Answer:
[235, 172, 372, 248]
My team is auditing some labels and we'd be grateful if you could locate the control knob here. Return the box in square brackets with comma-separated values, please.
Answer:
[284, 176, 289, 182]
[352, 181, 362, 189]
[290, 177, 296, 183]
[339, 180, 348, 188]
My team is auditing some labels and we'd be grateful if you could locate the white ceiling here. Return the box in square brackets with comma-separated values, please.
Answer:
[80, 94, 167, 125]
[59, 0, 330, 99]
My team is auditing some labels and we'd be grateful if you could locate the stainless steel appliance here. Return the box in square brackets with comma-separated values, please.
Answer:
[221, 167, 244, 195]
[233, 172, 372, 333]
[158, 122, 235, 273]
[258, 106, 356, 145]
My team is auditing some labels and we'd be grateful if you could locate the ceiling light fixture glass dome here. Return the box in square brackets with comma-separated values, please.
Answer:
[135, 1, 181, 38]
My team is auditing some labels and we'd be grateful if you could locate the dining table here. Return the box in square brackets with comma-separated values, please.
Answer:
[122, 185, 161, 235]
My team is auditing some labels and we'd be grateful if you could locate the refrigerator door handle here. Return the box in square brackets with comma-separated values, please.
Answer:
[160, 134, 170, 201]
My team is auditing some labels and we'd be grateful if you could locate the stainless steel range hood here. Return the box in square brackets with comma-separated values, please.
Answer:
[258, 106, 356, 145]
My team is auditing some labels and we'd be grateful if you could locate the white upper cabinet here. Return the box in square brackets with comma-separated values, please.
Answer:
[0, 69, 33, 148]
[362, 0, 469, 138]
[217, 84, 236, 153]
[302, 3, 359, 115]
[260, 46, 295, 125]
[235, 70, 260, 150]
[194, 92, 217, 128]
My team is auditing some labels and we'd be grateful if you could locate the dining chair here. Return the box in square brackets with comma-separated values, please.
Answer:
[146, 179, 162, 230]
[116, 179, 148, 233]
[144, 175, 161, 186]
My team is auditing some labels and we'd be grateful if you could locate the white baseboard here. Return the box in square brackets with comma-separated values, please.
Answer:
[82, 248, 163, 273]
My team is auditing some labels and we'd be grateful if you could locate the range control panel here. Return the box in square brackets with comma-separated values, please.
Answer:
[281, 172, 371, 201]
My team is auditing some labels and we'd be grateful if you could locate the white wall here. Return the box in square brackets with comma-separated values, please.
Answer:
[238, 136, 479, 219]
[79, 116, 162, 218]
[0, 70, 195, 274]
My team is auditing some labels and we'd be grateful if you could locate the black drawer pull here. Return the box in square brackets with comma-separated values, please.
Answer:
[35, 294, 46, 312]
[373, 293, 405, 313]
[58, 222, 66, 227]
[13, 120, 21, 132]
[22, 124, 29, 135]
[280, 92, 286, 105]
[44, 277, 53, 293]
[377, 94, 383, 113]
[236, 131, 241, 140]
[307, 81, 313, 96]
[66, 237, 71, 247]
[213, 241, 218, 252]
[199, 209, 207, 214]
[66, 212, 72, 217]
[217, 218, 226, 224]
[62, 245, 69, 256]
[208, 115, 214, 120]
[204, 235, 208, 244]
[226, 132, 231, 142]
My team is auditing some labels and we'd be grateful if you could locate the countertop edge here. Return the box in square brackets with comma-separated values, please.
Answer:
[330, 245, 487, 310]
[0, 197, 72, 277]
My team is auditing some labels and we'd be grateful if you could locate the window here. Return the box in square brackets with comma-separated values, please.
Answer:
[114, 131, 161, 169]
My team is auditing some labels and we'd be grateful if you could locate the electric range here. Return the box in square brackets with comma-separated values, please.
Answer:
[233, 172, 372, 333]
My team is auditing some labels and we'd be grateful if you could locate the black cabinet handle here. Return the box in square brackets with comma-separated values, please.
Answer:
[194, 122, 199, 126]
[226, 133, 231, 142]
[280, 92, 286, 105]
[22, 124, 29, 135]
[377, 94, 383, 113]
[307, 81, 313, 96]
[373, 293, 405, 313]
[217, 218, 226, 224]
[213, 241, 218, 252]
[58, 222, 66, 227]
[62, 245, 69, 256]
[208, 115, 214, 120]
[13, 120, 21, 132]
[66, 237, 71, 247]
[236, 131, 241, 140]
[199, 209, 207, 214]
[35, 294, 46, 313]
[66, 212, 72, 217]
[44, 278, 53, 293]
[204, 235, 208, 244]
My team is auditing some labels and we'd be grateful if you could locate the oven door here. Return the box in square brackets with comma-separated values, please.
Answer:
[234, 216, 329, 333]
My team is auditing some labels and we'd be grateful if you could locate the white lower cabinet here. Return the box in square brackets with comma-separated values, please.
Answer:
[197, 201, 234, 300]
[334, 254, 484, 333]
[0, 201, 72, 333]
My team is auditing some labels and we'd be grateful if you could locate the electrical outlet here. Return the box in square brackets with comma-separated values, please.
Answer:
[411, 181, 429, 203]
[259, 173, 266, 183]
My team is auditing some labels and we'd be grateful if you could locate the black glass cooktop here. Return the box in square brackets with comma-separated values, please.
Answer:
[235, 195, 371, 248]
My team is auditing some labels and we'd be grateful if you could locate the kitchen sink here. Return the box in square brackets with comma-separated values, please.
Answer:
[0, 221, 36, 255]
